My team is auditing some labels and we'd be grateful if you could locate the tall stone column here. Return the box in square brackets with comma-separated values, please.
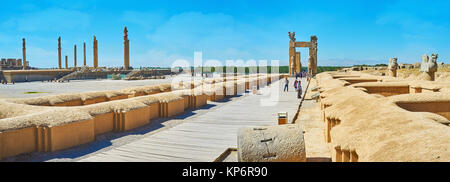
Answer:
[22, 38, 26, 70]
[74, 45, 77, 68]
[289, 44, 296, 76]
[308, 56, 312, 75]
[65, 55, 68, 69]
[93, 36, 98, 68]
[124, 27, 130, 70]
[309, 36, 318, 76]
[58, 37, 62, 69]
[288, 32, 296, 76]
[83, 42, 86, 67]
[295, 52, 301, 73]
[290, 57, 295, 76]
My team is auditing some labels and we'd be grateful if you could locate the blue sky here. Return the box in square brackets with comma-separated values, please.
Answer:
[0, 0, 449, 68]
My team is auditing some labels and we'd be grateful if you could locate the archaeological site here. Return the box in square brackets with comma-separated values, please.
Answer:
[0, 1, 449, 169]
[1, 28, 448, 163]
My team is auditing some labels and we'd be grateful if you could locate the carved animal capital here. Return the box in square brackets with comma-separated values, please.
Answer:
[388, 58, 398, 70]
[420, 53, 438, 73]
[288, 32, 296, 42]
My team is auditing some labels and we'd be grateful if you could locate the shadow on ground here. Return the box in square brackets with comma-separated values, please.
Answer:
[5, 95, 246, 162]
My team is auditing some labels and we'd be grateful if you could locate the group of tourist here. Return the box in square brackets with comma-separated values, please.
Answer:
[283, 76, 303, 99]
[295, 71, 309, 79]
[1, 80, 15, 84]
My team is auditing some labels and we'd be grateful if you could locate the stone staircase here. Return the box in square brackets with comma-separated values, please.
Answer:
[124, 69, 144, 80]
[57, 69, 86, 81]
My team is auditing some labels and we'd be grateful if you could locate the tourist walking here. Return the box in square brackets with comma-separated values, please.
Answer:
[284, 77, 289, 92]
[294, 78, 298, 90]
[297, 80, 302, 99]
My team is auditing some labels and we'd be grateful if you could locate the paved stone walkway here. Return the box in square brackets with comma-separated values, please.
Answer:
[78, 78, 306, 162]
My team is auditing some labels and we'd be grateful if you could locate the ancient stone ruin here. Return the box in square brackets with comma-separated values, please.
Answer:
[124, 27, 130, 70]
[2, 26, 448, 163]
[83, 42, 87, 67]
[1, 28, 143, 83]
[74, 45, 77, 68]
[93, 36, 98, 68]
[22, 38, 27, 70]
[388, 57, 398, 77]
[288, 32, 318, 76]
[302, 67, 450, 162]
[65, 55, 68, 69]
[0, 58, 23, 70]
[0, 74, 283, 160]
[420, 53, 438, 81]
[58, 37, 62, 69]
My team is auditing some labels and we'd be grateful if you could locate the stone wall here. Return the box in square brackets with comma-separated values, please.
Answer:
[0, 71, 5, 82]
[0, 58, 23, 70]
[315, 72, 450, 162]
[0, 69, 173, 82]
[2, 70, 73, 82]
[0, 74, 283, 160]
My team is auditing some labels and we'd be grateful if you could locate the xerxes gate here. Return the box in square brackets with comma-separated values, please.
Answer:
[288, 32, 318, 76]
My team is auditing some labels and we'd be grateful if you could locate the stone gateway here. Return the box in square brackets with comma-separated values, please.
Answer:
[288, 32, 318, 77]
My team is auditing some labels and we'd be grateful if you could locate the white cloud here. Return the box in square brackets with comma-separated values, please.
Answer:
[142, 11, 282, 66]
[0, 33, 14, 43]
[8, 46, 58, 68]
[2, 8, 90, 32]
[145, 12, 238, 49]
[121, 11, 166, 30]
[375, 1, 450, 40]
[28, 46, 57, 57]
[133, 49, 189, 67]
